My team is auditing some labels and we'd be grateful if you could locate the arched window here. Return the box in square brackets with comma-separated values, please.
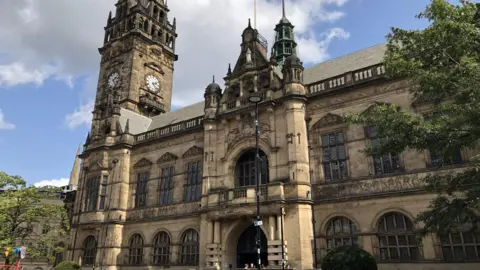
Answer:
[325, 217, 358, 251]
[377, 212, 419, 261]
[152, 231, 170, 265]
[82, 236, 97, 266]
[128, 234, 144, 265]
[180, 229, 199, 265]
[235, 149, 269, 187]
[440, 221, 480, 261]
[53, 242, 65, 266]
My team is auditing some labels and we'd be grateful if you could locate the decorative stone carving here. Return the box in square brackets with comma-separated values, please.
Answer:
[226, 114, 270, 149]
[126, 202, 200, 221]
[157, 152, 177, 163]
[183, 146, 204, 158]
[135, 133, 200, 154]
[313, 113, 343, 129]
[361, 102, 391, 116]
[133, 157, 153, 168]
[89, 162, 107, 172]
[314, 175, 424, 201]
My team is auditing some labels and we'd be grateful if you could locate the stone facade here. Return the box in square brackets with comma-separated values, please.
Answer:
[69, 1, 480, 270]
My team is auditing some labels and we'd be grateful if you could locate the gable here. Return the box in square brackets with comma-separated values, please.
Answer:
[157, 152, 178, 163]
[360, 102, 392, 116]
[133, 157, 153, 168]
[183, 146, 203, 159]
[313, 113, 343, 129]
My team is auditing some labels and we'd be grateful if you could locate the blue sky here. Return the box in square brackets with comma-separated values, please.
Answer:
[0, 0, 431, 186]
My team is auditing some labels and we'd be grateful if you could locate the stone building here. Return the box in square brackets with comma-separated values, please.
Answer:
[69, 0, 480, 270]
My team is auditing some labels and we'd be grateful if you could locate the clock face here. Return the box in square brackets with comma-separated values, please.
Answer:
[146, 75, 160, 92]
[107, 72, 120, 88]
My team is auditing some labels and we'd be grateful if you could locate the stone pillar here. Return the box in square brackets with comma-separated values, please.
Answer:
[269, 216, 276, 240]
[207, 221, 214, 243]
[205, 220, 222, 269]
[171, 244, 179, 265]
[214, 221, 221, 244]
[276, 215, 282, 240]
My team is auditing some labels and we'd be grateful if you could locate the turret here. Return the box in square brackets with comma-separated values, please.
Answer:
[271, 0, 297, 72]
[204, 76, 222, 119]
[283, 54, 305, 95]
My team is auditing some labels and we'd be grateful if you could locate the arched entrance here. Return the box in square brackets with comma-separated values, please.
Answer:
[236, 225, 268, 268]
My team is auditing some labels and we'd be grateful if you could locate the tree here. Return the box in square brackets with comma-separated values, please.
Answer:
[345, 0, 480, 237]
[321, 245, 377, 270]
[0, 171, 70, 265]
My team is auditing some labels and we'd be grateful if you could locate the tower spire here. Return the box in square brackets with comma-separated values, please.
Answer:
[282, 0, 286, 18]
[68, 144, 82, 187]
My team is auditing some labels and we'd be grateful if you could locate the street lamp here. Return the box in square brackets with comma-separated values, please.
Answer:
[248, 93, 263, 270]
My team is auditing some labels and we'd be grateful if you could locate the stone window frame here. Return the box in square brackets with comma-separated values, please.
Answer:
[421, 111, 465, 168]
[158, 165, 175, 206]
[82, 235, 97, 266]
[156, 152, 178, 206]
[182, 146, 204, 203]
[84, 175, 101, 212]
[98, 174, 109, 210]
[439, 219, 480, 262]
[363, 125, 403, 176]
[375, 212, 420, 262]
[309, 113, 351, 184]
[183, 159, 203, 202]
[324, 216, 359, 251]
[235, 148, 269, 188]
[151, 231, 171, 265]
[179, 229, 200, 266]
[134, 170, 150, 208]
[132, 158, 153, 209]
[128, 233, 145, 265]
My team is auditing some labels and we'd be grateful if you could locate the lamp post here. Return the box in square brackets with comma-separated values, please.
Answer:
[248, 94, 263, 270]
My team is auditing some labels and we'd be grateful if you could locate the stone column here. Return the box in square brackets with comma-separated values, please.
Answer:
[207, 221, 214, 243]
[214, 221, 221, 244]
[269, 216, 276, 240]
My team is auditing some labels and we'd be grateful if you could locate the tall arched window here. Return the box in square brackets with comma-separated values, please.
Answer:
[236, 149, 269, 187]
[325, 217, 358, 251]
[128, 234, 144, 265]
[82, 236, 97, 266]
[180, 229, 199, 265]
[440, 220, 480, 261]
[377, 212, 419, 261]
[152, 231, 170, 265]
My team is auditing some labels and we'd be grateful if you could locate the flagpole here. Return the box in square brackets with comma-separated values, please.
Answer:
[254, 0, 257, 29]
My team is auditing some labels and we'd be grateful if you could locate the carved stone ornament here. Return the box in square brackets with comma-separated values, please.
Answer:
[360, 102, 392, 116]
[313, 113, 343, 129]
[157, 152, 178, 163]
[226, 114, 270, 149]
[183, 146, 204, 158]
[133, 157, 153, 168]
[314, 175, 424, 201]
[89, 162, 107, 172]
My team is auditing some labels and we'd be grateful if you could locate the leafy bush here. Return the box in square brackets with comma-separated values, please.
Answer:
[321, 245, 377, 270]
[54, 261, 80, 270]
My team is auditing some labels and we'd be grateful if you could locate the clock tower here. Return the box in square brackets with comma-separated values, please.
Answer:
[94, 0, 177, 119]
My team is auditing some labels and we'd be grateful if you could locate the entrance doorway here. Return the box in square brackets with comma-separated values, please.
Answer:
[236, 225, 268, 268]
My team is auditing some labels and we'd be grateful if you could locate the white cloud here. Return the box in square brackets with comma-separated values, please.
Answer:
[65, 100, 94, 129]
[1, 0, 350, 113]
[34, 178, 69, 188]
[0, 109, 15, 130]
